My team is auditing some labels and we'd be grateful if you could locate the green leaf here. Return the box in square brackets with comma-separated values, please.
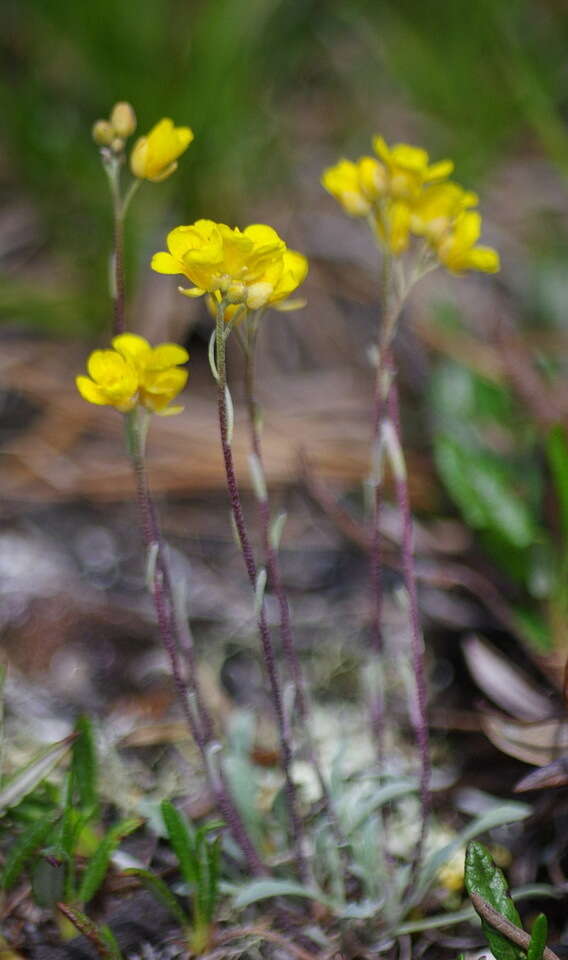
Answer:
[199, 832, 221, 925]
[99, 926, 124, 960]
[123, 867, 190, 930]
[527, 913, 548, 960]
[232, 878, 335, 910]
[465, 841, 524, 960]
[77, 818, 141, 905]
[160, 800, 198, 889]
[69, 715, 98, 813]
[2, 811, 59, 890]
[546, 424, 568, 539]
[0, 735, 75, 815]
[435, 436, 535, 548]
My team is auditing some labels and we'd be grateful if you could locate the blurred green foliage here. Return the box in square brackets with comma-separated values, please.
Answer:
[2, 0, 568, 333]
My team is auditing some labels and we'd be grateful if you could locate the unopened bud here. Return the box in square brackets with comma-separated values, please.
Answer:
[110, 101, 137, 138]
[110, 137, 125, 154]
[92, 119, 114, 146]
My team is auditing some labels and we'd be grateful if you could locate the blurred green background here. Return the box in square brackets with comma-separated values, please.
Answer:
[3, 0, 568, 334]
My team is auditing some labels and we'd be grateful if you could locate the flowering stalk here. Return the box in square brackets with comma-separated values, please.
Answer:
[366, 255, 431, 894]
[386, 382, 431, 899]
[214, 301, 309, 883]
[125, 407, 266, 877]
[236, 317, 349, 858]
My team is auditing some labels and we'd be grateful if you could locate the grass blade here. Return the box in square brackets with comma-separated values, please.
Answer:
[78, 818, 142, 905]
[0, 736, 76, 816]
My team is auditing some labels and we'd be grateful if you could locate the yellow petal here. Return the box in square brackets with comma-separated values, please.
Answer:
[146, 344, 189, 369]
[112, 333, 151, 363]
[130, 137, 149, 178]
[372, 136, 390, 164]
[389, 143, 430, 172]
[467, 246, 500, 273]
[455, 211, 482, 247]
[144, 368, 188, 395]
[424, 159, 454, 182]
[76, 376, 108, 406]
[151, 252, 183, 274]
[87, 350, 127, 383]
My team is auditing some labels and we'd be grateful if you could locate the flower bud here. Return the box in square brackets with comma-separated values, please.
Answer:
[111, 137, 125, 154]
[92, 119, 114, 146]
[110, 101, 137, 138]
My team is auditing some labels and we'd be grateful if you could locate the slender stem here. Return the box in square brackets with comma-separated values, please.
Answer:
[367, 252, 430, 893]
[113, 207, 126, 337]
[387, 381, 430, 899]
[126, 410, 266, 877]
[367, 252, 398, 760]
[103, 157, 140, 338]
[240, 322, 349, 858]
[214, 304, 309, 883]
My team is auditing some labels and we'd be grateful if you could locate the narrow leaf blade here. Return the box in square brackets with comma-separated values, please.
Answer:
[77, 818, 141, 905]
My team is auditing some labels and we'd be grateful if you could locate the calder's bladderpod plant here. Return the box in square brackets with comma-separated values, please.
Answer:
[75, 104, 503, 935]
[320, 136, 499, 888]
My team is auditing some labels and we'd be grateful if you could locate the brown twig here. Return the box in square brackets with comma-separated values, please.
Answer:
[470, 892, 560, 960]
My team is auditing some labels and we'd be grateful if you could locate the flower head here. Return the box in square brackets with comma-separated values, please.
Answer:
[76, 334, 189, 415]
[322, 134, 500, 272]
[130, 118, 193, 182]
[152, 220, 308, 312]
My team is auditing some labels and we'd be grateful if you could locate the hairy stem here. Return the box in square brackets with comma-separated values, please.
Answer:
[126, 410, 266, 876]
[368, 253, 430, 892]
[386, 380, 430, 898]
[240, 323, 349, 858]
[215, 305, 309, 883]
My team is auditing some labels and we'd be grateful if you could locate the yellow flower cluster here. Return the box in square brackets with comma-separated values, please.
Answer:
[151, 220, 308, 312]
[76, 334, 189, 415]
[322, 136, 499, 274]
[130, 118, 194, 183]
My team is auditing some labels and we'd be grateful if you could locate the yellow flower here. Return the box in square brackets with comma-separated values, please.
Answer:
[435, 211, 500, 274]
[321, 157, 386, 216]
[76, 350, 139, 412]
[410, 182, 478, 243]
[373, 136, 453, 201]
[76, 334, 189, 415]
[130, 118, 194, 182]
[152, 221, 308, 311]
